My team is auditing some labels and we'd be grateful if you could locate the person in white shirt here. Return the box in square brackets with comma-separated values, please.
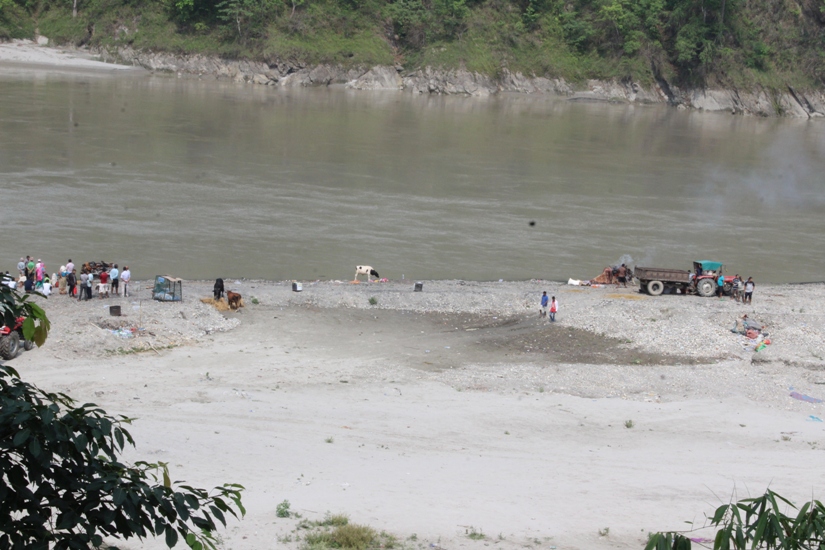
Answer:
[120, 266, 131, 297]
[743, 277, 755, 305]
[85, 271, 94, 300]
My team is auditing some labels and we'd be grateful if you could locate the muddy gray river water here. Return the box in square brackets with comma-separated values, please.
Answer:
[2, 70, 824, 282]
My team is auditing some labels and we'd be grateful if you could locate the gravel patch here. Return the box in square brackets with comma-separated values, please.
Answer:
[224, 278, 825, 369]
[23, 278, 825, 374]
[28, 281, 239, 358]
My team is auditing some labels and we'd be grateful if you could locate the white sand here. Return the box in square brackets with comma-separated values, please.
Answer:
[0, 39, 138, 71]
[9, 280, 825, 550]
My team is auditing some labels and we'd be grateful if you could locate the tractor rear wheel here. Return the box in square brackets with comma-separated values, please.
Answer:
[697, 279, 716, 297]
[0, 332, 20, 360]
[647, 280, 665, 296]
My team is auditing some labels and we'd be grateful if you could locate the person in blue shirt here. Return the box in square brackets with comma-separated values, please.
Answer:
[540, 291, 548, 317]
[110, 264, 120, 296]
[717, 273, 725, 298]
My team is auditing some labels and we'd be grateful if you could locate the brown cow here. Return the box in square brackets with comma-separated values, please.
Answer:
[227, 291, 243, 310]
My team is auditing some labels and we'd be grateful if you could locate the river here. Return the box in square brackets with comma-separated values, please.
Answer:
[2, 68, 824, 283]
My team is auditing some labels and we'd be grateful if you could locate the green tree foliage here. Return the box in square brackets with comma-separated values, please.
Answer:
[217, 0, 255, 38]
[0, 286, 49, 348]
[0, 0, 34, 40]
[0, 288, 245, 549]
[386, 0, 431, 48]
[213, 0, 282, 41]
[8, 0, 825, 86]
[646, 489, 825, 550]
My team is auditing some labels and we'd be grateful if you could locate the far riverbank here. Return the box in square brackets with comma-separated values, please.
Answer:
[2, 39, 825, 117]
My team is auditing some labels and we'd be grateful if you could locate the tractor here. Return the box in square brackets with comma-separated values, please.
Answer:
[692, 260, 735, 297]
[0, 316, 34, 360]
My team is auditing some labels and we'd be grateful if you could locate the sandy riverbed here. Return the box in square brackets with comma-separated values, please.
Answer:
[0, 39, 138, 71]
[7, 279, 825, 550]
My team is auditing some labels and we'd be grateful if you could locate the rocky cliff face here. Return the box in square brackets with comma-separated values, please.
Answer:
[98, 46, 825, 117]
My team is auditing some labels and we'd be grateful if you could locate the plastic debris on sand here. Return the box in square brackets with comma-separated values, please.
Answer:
[790, 391, 823, 404]
[110, 327, 144, 339]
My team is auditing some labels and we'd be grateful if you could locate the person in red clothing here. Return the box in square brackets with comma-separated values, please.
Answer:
[98, 269, 111, 298]
[549, 296, 559, 322]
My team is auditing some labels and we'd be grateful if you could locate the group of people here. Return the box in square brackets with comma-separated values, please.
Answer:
[6, 257, 54, 294]
[540, 291, 559, 322]
[8, 256, 132, 300]
[730, 274, 755, 304]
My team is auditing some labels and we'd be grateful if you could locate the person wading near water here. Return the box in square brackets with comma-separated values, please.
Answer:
[540, 291, 548, 317]
[744, 277, 755, 305]
[549, 296, 559, 322]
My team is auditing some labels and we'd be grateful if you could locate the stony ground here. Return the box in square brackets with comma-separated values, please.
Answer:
[29, 279, 825, 369]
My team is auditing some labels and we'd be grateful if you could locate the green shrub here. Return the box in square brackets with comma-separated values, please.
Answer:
[646, 489, 825, 550]
[276, 499, 291, 518]
[331, 524, 376, 549]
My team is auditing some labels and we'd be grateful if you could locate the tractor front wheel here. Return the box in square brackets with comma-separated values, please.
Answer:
[697, 279, 716, 297]
[0, 332, 20, 360]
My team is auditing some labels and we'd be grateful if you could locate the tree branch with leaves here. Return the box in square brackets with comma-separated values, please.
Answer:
[0, 287, 245, 549]
[645, 489, 825, 550]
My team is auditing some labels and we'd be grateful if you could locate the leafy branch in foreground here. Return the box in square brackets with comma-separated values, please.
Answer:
[0, 365, 245, 549]
[0, 284, 50, 347]
[646, 489, 825, 550]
